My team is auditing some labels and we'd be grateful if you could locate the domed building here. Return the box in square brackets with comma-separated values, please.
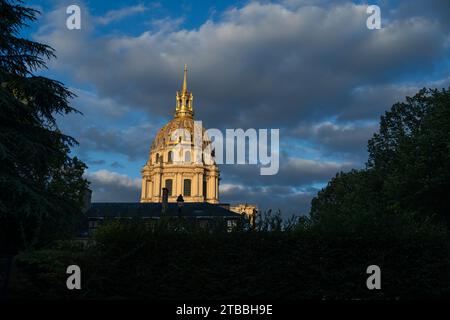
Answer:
[140, 65, 219, 204]
[83, 65, 257, 236]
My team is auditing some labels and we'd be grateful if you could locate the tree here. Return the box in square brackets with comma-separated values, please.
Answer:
[310, 170, 382, 221]
[0, 0, 89, 253]
[367, 88, 450, 227]
[310, 87, 450, 231]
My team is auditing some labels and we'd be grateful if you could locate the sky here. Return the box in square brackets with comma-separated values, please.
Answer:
[25, 0, 450, 216]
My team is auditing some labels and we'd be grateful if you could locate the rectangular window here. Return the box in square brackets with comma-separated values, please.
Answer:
[184, 179, 191, 197]
[165, 179, 173, 196]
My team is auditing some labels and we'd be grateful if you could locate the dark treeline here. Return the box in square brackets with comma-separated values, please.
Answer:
[7, 215, 450, 299]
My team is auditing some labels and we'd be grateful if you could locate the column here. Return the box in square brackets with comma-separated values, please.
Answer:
[176, 173, 182, 196]
[197, 173, 202, 200]
[215, 175, 219, 202]
[153, 172, 161, 198]
[208, 176, 214, 201]
[147, 179, 153, 201]
[140, 177, 147, 201]
[192, 173, 198, 199]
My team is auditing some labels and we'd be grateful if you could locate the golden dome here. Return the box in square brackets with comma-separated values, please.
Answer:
[150, 65, 212, 152]
[150, 116, 210, 152]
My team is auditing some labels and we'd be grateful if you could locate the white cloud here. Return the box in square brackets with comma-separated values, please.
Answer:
[85, 170, 141, 189]
[97, 4, 149, 25]
[72, 88, 130, 118]
[85, 170, 141, 202]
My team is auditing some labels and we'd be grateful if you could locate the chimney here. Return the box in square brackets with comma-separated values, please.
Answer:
[162, 187, 169, 214]
[82, 188, 92, 213]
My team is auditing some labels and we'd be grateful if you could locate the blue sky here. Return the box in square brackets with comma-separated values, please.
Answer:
[25, 0, 450, 215]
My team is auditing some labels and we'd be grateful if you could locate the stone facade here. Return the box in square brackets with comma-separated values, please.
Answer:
[230, 204, 258, 226]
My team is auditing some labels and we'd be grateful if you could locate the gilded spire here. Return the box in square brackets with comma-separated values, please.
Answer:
[175, 64, 194, 118]
[182, 64, 188, 94]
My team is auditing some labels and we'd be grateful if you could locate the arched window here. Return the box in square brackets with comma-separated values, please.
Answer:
[183, 179, 192, 197]
[165, 179, 173, 196]
[184, 151, 191, 163]
[155, 153, 160, 163]
[168, 151, 173, 163]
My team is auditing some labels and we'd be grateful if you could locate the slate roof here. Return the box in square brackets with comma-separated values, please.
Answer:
[86, 202, 241, 219]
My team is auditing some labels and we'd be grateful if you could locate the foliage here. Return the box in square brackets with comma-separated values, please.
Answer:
[0, 0, 89, 253]
[6, 216, 450, 299]
[367, 88, 450, 227]
[254, 209, 299, 232]
[311, 87, 450, 231]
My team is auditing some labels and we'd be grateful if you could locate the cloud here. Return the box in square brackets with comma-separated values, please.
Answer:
[220, 182, 317, 215]
[77, 123, 155, 161]
[340, 78, 450, 120]
[36, 1, 450, 129]
[149, 17, 185, 33]
[89, 159, 106, 165]
[71, 88, 130, 118]
[292, 121, 378, 157]
[221, 156, 355, 188]
[97, 4, 150, 25]
[85, 170, 141, 202]
[52, 87, 157, 163]
[391, 0, 450, 29]
[110, 161, 124, 169]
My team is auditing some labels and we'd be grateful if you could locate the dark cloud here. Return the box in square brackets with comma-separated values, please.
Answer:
[220, 183, 318, 216]
[338, 82, 450, 121]
[36, 1, 450, 130]
[291, 121, 378, 158]
[76, 124, 155, 161]
[86, 170, 141, 202]
[88, 159, 106, 165]
[391, 0, 450, 29]
[221, 156, 355, 187]
[110, 161, 124, 169]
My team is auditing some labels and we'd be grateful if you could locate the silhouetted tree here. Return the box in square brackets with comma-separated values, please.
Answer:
[367, 87, 450, 227]
[0, 0, 88, 252]
[311, 87, 450, 231]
